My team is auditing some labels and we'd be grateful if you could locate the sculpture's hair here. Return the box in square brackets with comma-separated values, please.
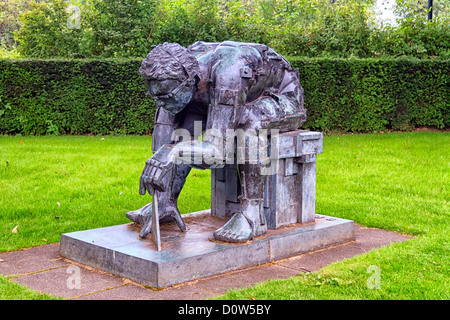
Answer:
[140, 42, 200, 81]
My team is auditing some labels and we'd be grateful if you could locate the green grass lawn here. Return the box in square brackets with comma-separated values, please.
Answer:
[0, 131, 448, 299]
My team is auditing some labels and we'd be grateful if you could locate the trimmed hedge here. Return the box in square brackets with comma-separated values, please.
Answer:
[0, 57, 448, 135]
[291, 57, 450, 132]
[0, 59, 154, 135]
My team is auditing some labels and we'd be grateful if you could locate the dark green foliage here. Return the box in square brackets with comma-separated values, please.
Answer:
[0, 57, 448, 135]
[6, 0, 450, 60]
[85, 0, 158, 58]
[0, 58, 154, 135]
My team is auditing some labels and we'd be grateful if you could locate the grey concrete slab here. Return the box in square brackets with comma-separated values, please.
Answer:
[59, 211, 355, 288]
[0, 243, 68, 276]
[278, 224, 412, 272]
[12, 263, 125, 299]
[193, 264, 300, 294]
[277, 242, 362, 272]
[73, 283, 218, 300]
[268, 216, 355, 261]
[72, 284, 152, 300]
[352, 225, 412, 251]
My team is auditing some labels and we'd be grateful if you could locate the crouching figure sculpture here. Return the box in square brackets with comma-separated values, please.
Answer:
[126, 41, 306, 243]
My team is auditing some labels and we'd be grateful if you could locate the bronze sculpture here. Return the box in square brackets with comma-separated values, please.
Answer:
[126, 41, 306, 243]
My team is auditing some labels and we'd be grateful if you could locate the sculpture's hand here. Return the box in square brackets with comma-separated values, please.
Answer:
[139, 145, 176, 195]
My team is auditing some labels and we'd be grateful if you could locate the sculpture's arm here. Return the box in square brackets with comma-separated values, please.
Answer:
[169, 96, 235, 169]
[251, 67, 304, 121]
[236, 66, 306, 136]
[139, 107, 179, 196]
[172, 48, 247, 169]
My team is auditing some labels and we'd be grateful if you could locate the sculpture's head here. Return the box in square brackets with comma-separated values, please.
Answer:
[140, 43, 200, 114]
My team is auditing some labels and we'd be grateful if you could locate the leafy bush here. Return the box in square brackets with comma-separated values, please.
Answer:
[380, 17, 450, 59]
[0, 57, 448, 135]
[13, 0, 84, 58]
[13, 0, 160, 59]
[4, 0, 450, 60]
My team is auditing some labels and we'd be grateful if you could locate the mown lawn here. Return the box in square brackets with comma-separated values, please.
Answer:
[0, 131, 448, 299]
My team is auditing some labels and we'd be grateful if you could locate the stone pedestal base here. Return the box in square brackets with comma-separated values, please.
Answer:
[59, 210, 354, 289]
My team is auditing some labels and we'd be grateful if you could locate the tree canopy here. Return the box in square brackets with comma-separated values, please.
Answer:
[1, 0, 449, 59]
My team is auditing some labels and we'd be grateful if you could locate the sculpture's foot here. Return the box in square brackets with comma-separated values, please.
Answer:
[213, 202, 267, 243]
[126, 201, 186, 239]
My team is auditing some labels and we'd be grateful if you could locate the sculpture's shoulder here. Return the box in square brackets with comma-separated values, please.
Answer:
[188, 41, 293, 88]
[188, 40, 286, 60]
[215, 41, 267, 58]
[187, 41, 220, 57]
[188, 41, 263, 60]
[215, 42, 291, 69]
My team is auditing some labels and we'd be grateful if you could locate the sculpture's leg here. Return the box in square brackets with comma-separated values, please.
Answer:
[126, 162, 191, 237]
[213, 163, 267, 242]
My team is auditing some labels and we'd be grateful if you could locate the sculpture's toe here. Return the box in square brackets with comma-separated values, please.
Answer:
[126, 210, 140, 223]
[213, 225, 227, 241]
[234, 229, 252, 243]
[126, 203, 152, 225]
[139, 217, 152, 239]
